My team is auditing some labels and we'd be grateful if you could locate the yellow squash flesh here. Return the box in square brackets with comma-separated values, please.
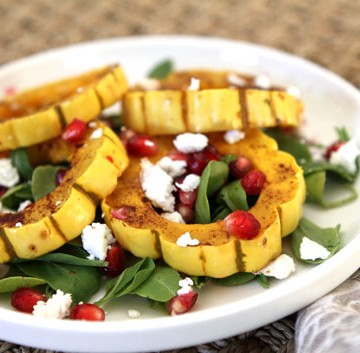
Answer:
[0, 65, 128, 151]
[102, 129, 306, 278]
[122, 69, 303, 135]
[0, 121, 129, 263]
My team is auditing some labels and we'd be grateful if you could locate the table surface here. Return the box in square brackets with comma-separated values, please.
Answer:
[0, 1, 359, 352]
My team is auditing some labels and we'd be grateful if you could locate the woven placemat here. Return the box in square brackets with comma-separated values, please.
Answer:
[0, 1, 359, 352]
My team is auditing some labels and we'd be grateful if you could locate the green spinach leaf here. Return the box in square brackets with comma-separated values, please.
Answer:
[0, 182, 33, 210]
[217, 180, 249, 212]
[147, 59, 173, 79]
[212, 272, 256, 286]
[31, 165, 62, 201]
[10, 148, 33, 181]
[0, 276, 46, 293]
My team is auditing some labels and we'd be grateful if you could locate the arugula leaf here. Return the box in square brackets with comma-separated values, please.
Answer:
[97, 257, 155, 306]
[291, 217, 341, 264]
[147, 59, 173, 79]
[10, 148, 33, 181]
[31, 165, 62, 201]
[15, 262, 102, 303]
[0, 182, 33, 210]
[194, 161, 229, 224]
[132, 266, 180, 302]
[0, 276, 46, 293]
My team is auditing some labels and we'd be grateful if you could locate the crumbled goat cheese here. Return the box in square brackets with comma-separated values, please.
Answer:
[175, 174, 200, 192]
[223, 129, 245, 144]
[33, 290, 72, 319]
[254, 74, 271, 89]
[177, 277, 194, 295]
[156, 156, 187, 178]
[15, 222, 22, 228]
[161, 211, 185, 223]
[329, 137, 360, 173]
[227, 73, 247, 87]
[81, 222, 115, 260]
[0, 158, 20, 188]
[127, 309, 141, 318]
[136, 78, 161, 90]
[300, 237, 331, 261]
[173, 133, 208, 153]
[17, 200, 32, 211]
[176, 232, 200, 247]
[286, 85, 301, 98]
[90, 128, 103, 139]
[187, 78, 200, 91]
[88, 121, 98, 128]
[256, 254, 296, 280]
[140, 158, 176, 212]
[55, 200, 62, 206]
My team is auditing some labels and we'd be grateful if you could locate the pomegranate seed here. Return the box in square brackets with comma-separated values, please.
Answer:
[224, 210, 261, 240]
[176, 204, 194, 223]
[11, 288, 47, 313]
[241, 170, 266, 195]
[111, 206, 132, 220]
[0, 186, 8, 197]
[188, 145, 221, 175]
[126, 134, 158, 157]
[119, 129, 136, 147]
[167, 290, 198, 315]
[70, 303, 105, 321]
[324, 141, 345, 160]
[55, 168, 67, 186]
[104, 243, 125, 277]
[202, 144, 221, 161]
[167, 150, 189, 164]
[178, 189, 198, 208]
[229, 156, 252, 179]
[61, 119, 87, 143]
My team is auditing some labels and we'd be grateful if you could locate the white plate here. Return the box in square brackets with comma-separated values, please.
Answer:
[0, 35, 360, 353]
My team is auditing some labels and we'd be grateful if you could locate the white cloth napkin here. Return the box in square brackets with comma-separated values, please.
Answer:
[295, 269, 360, 353]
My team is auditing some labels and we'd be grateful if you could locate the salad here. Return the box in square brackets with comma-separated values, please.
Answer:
[0, 59, 359, 322]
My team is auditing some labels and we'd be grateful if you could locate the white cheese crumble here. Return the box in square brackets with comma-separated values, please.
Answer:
[156, 156, 187, 178]
[17, 200, 32, 211]
[286, 85, 301, 98]
[176, 232, 200, 247]
[227, 73, 247, 87]
[88, 121, 97, 128]
[175, 174, 200, 192]
[300, 237, 331, 261]
[140, 158, 176, 212]
[15, 222, 22, 228]
[173, 133, 208, 153]
[127, 309, 141, 318]
[257, 254, 296, 280]
[81, 222, 115, 260]
[161, 211, 185, 224]
[187, 78, 200, 91]
[254, 74, 271, 89]
[223, 129, 245, 144]
[136, 78, 161, 90]
[177, 277, 194, 295]
[329, 137, 360, 173]
[90, 127, 103, 139]
[0, 158, 20, 188]
[32, 290, 72, 319]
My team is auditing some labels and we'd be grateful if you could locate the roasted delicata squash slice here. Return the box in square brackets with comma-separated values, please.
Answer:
[122, 69, 303, 135]
[0, 121, 129, 263]
[0, 64, 128, 151]
[102, 129, 306, 278]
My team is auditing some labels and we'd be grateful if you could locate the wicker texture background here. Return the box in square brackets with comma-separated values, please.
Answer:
[0, 0, 359, 352]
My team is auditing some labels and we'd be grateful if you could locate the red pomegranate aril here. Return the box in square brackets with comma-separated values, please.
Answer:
[104, 243, 125, 277]
[229, 156, 253, 179]
[119, 129, 136, 147]
[324, 141, 345, 160]
[241, 170, 266, 195]
[167, 150, 189, 164]
[0, 186, 8, 197]
[61, 119, 87, 143]
[224, 210, 261, 240]
[111, 206, 132, 220]
[11, 287, 47, 313]
[176, 204, 194, 223]
[166, 290, 198, 315]
[55, 168, 67, 186]
[178, 189, 198, 208]
[126, 134, 158, 157]
[70, 303, 105, 321]
[202, 144, 221, 161]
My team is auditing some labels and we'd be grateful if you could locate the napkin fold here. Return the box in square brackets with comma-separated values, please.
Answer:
[295, 269, 360, 353]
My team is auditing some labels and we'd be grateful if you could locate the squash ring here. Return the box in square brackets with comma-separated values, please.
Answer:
[102, 129, 306, 278]
[0, 121, 129, 263]
[0, 65, 128, 151]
